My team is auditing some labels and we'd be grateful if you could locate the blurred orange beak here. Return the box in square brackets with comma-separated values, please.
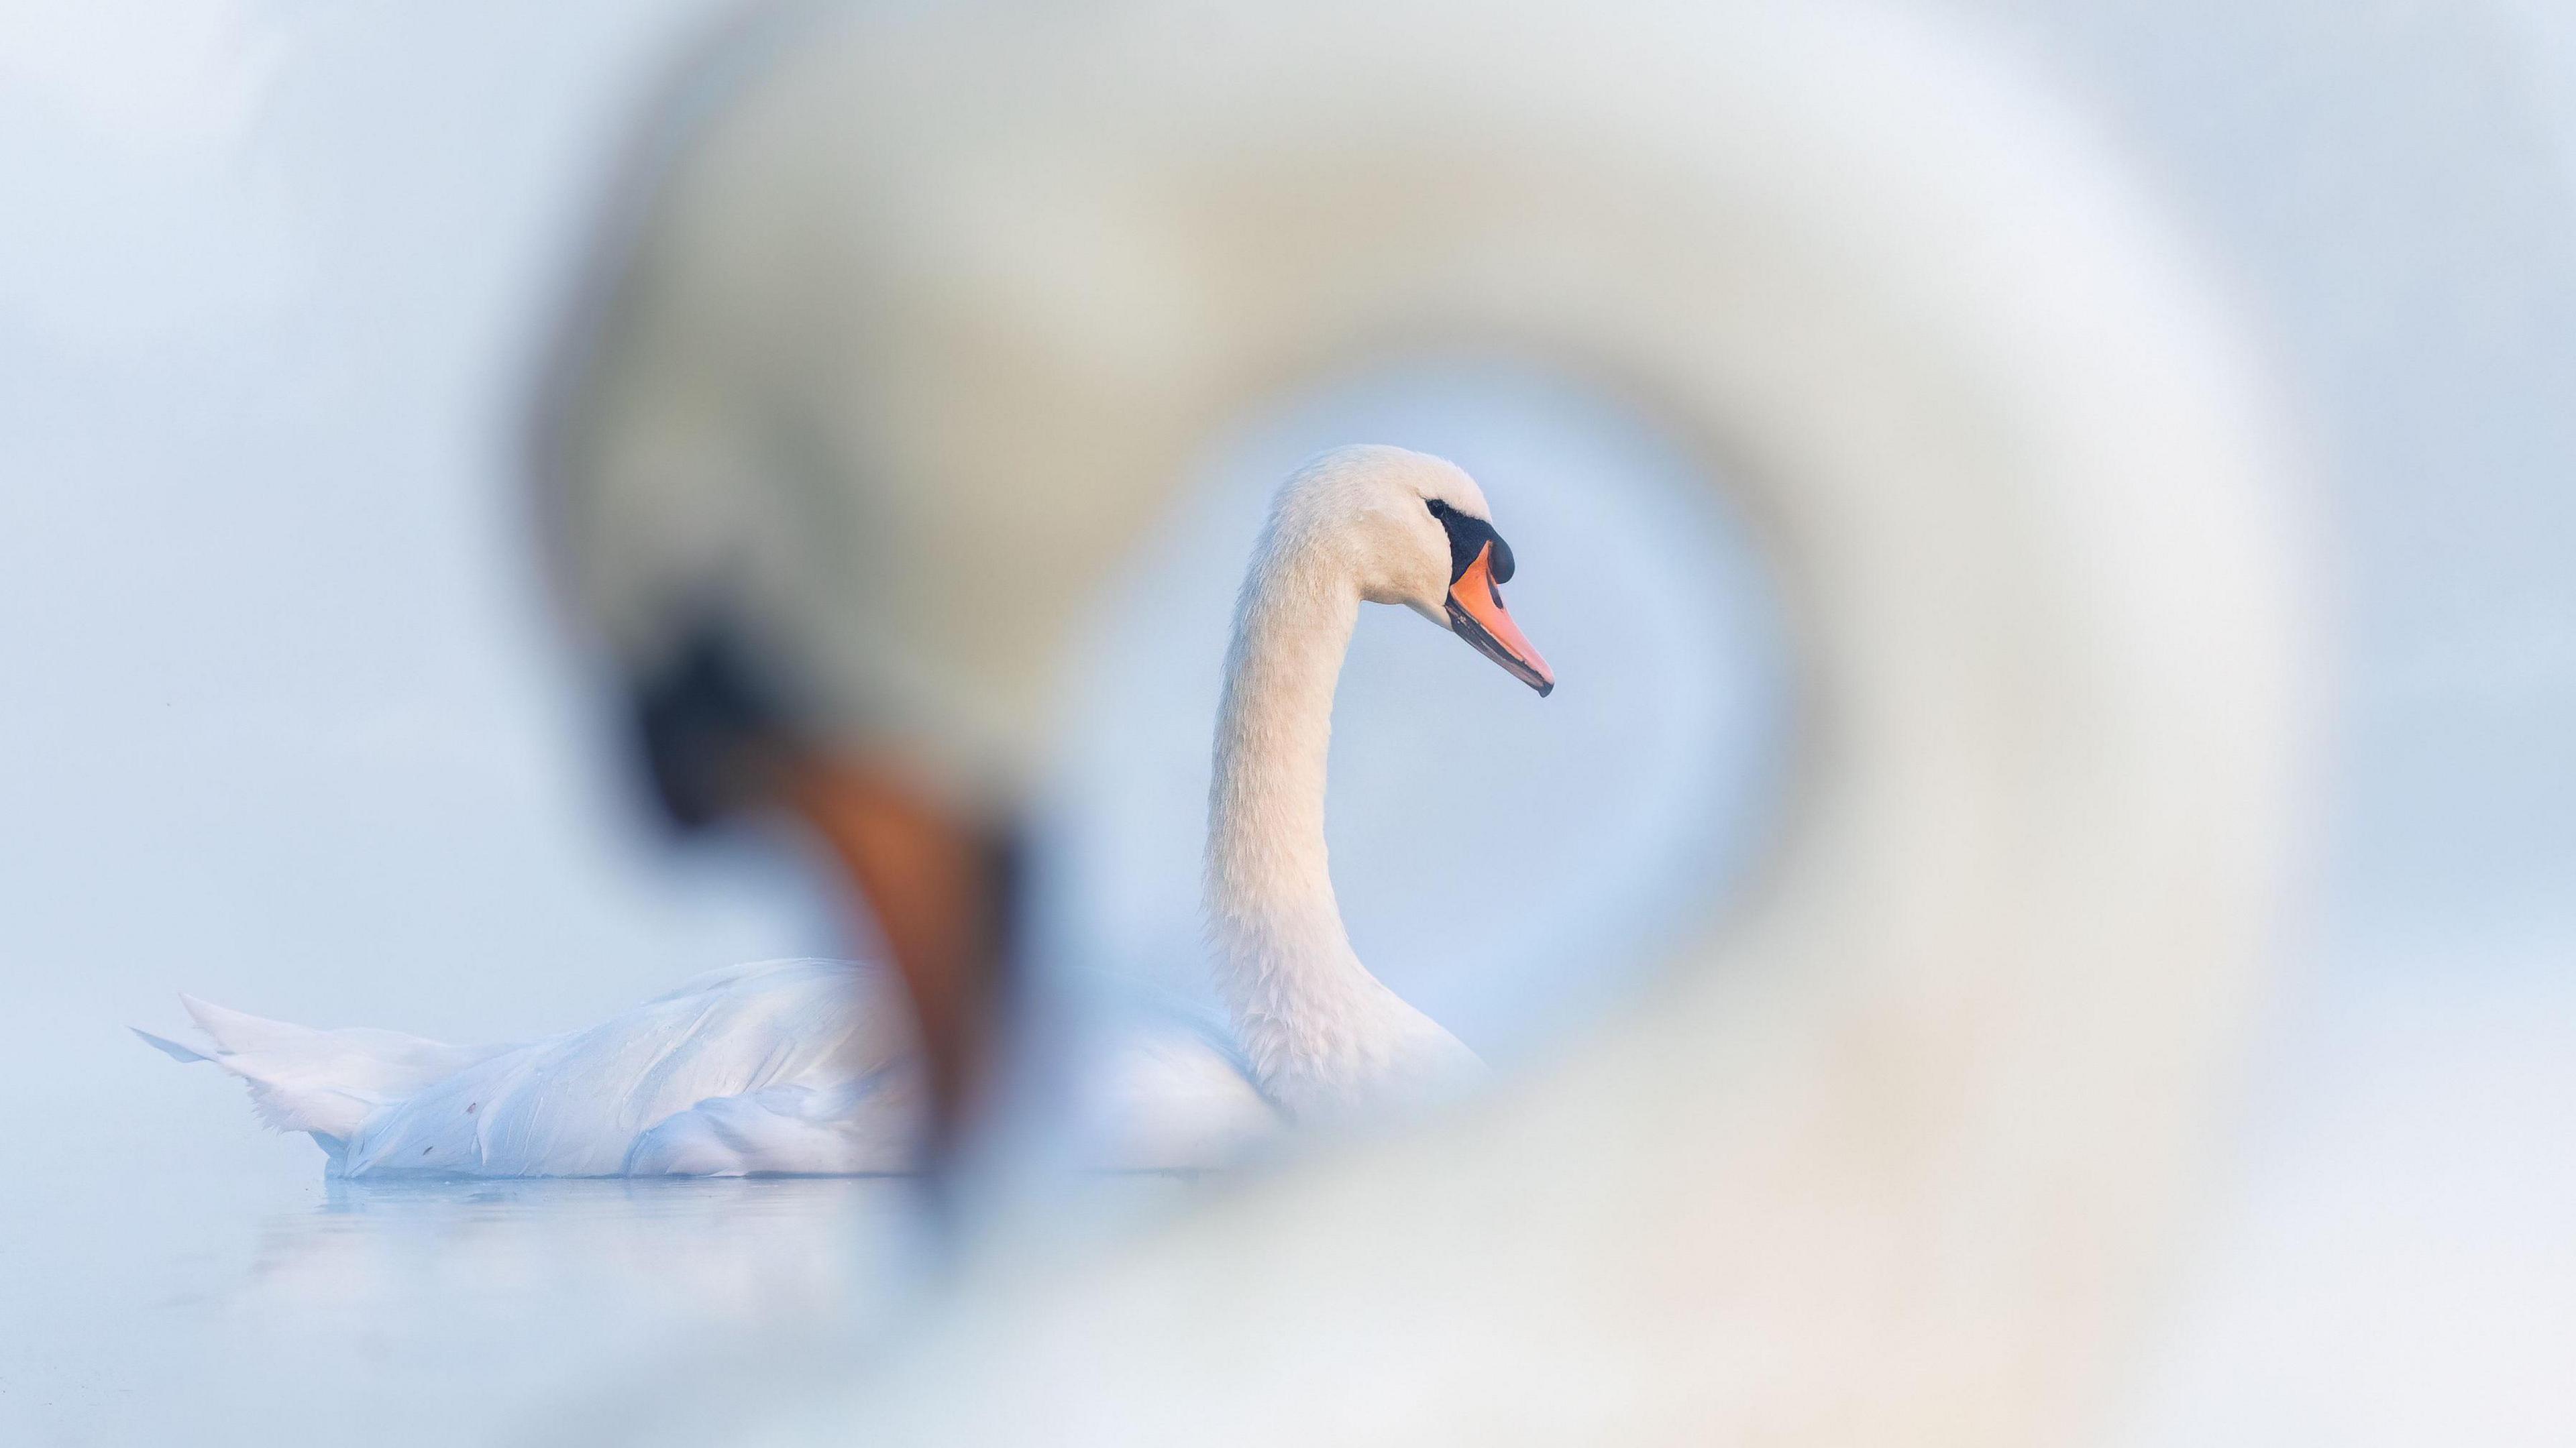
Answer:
[780, 755, 1012, 1164]
[1446, 543, 1554, 695]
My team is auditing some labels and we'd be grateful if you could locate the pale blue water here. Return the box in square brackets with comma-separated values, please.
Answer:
[1, 1034, 900, 1445]
[12, 915, 2567, 1447]
[1, 1041, 1203, 1447]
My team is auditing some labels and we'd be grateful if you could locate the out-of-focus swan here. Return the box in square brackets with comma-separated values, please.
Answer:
[140, 446, 1549, 1176]
[502, 1, 2312, 1445]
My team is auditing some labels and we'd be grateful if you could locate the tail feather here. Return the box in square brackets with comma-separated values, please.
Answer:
[181, 994, 327, 1057]
[131, 1027, 209, 1064]
[138, 997, 511, 1154]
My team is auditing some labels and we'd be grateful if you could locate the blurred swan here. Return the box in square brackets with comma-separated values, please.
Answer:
[140, 446, 1548, 1175]
[511, 1, 2312, 1443]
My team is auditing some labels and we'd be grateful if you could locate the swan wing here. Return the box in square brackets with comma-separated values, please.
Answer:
[626, 1077, 926, 1176]
[133, 997, 511, 1153]
[335, 958, 912, 1177]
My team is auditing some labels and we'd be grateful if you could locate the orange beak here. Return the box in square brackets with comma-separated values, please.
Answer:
[1446, 543, 1554, 695]
[779, 755, 1014, 1166]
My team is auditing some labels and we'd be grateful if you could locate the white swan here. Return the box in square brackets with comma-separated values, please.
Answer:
[141, 445, 1547, 1176]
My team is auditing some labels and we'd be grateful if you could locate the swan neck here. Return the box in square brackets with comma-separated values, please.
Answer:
[1205, 530, 1380, 1062]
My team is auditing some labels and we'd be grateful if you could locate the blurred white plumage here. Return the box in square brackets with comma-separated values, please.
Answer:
[523, 3, 2311, 1443]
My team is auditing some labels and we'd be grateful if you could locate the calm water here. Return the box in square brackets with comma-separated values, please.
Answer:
[5, 924, 2572, 1445]
[4, 1082, 920, 1447]
[3, 1011, 1236, 1448]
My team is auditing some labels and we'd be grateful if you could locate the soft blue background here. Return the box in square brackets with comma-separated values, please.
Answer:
[1, 2, 2567, 1444]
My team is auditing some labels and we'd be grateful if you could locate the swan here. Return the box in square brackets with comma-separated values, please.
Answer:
[492, 1, 2312, 1444]
[140, 445, 1551, 1176]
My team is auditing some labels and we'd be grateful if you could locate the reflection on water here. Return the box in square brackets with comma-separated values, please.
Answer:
[56, 1170, 943, 1448]
[2, 1032, 1220, 1448]
[244, 1176, 919, 1327]
[41, 1162, 1197, 1448]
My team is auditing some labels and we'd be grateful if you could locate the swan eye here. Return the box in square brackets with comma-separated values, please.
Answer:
[1426, 498, 1516, 586]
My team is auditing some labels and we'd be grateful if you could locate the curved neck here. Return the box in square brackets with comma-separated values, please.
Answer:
[1204, 523, 1384, 1081]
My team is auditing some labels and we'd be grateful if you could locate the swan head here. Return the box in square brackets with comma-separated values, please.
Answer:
[1285, 445, 1555, 695]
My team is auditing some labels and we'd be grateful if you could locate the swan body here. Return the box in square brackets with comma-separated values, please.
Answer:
[146, 446, 1517, 1176]
[141, 959, 918, 1176]
[140, 958, 1274, 1175]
